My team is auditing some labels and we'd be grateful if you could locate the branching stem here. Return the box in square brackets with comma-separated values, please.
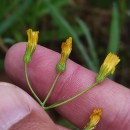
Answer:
[44, 82, 98, 110]
[24, 63, 43, 106]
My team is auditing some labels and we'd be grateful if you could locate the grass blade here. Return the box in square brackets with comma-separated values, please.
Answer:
[44, 0, 96, 71]
[0, 0, 31, 34]
[76, 18, 99, 69]
[107, 2, 120, 53]
[38, 0, 70, 16]
[0, 0, 21, 18]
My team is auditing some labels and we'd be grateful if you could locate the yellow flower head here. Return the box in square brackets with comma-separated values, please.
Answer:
[84, 109, 102, 130]
[23, 29, 39, 63]
[56, 37, 72, 73]
[96, 52, 120, 83]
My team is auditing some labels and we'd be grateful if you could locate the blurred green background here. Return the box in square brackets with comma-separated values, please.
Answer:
[0, 0, 130, 129]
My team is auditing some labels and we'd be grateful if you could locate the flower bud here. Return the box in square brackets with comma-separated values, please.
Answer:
[56, 37, 72, 73]
[23, 29, 39, 63]
[84, 109, 102, 130]
[96, 52, 120, 83]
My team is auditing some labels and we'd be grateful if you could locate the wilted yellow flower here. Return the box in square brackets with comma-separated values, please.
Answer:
[84, 109, 102, 130]
[23, 29, 39, 63]
[56, 37, 72, 73]
[96, 52, 120, 83]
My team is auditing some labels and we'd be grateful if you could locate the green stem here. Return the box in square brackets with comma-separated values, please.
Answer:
[83, 127, 91, 130]
[42, 72, 61, 106]
[44, 82, 98, 110]
[83, 125, 93, 130]
[24, 63, 42, 106]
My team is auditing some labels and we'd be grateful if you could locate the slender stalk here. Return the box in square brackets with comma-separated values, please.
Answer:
[44, 82, 98, 110]
[42, 72, 61, 106]
[24, 63, 42, 106]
